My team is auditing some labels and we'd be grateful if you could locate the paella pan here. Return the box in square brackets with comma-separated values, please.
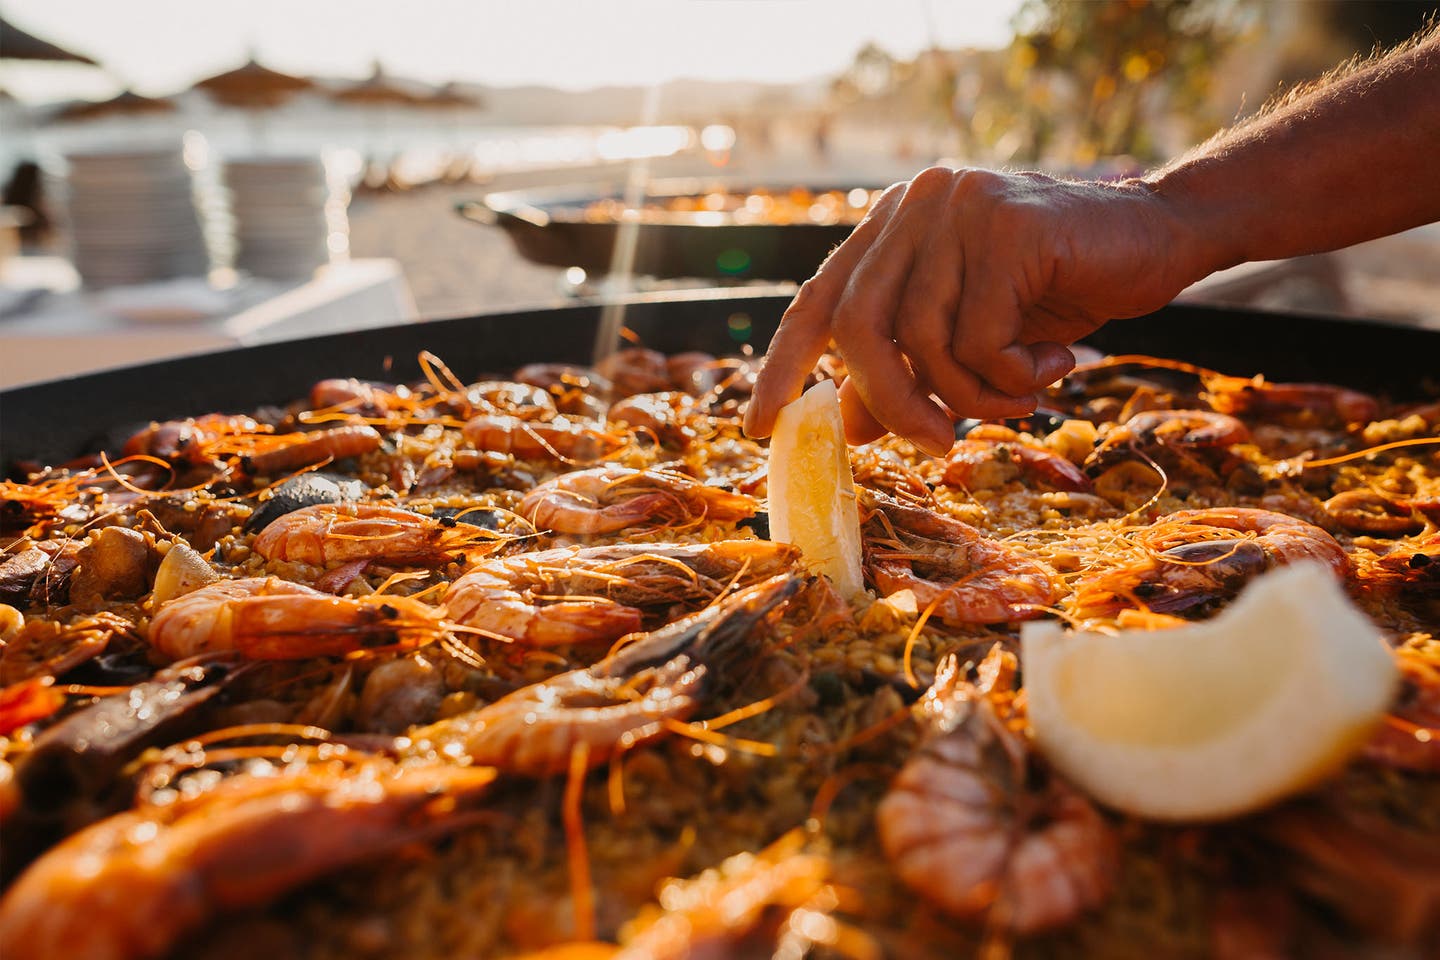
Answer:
[1, 293, 1437, 958]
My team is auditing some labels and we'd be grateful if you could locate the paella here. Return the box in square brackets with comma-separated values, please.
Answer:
[0, 338, 1437, 959]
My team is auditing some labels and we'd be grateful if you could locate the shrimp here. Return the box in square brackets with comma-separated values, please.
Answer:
[0, 611, 134, 685]
[609, 831, 874, 960]
[1323, 489, 1425, 537]
[462, 414, 626, 463]
[252, 502, 500, 567]
[607, 392, 710, 448]
[862, 489, 1062, 624]
[148, 577, 447, 661]
[514, 363, 613, 398]
[877, 651, 1118, 935]
[244, 424, 383, 475]
[1073, 507, 1349, 617]
[1086, 409, 1250, 477]
[122, 414, 264, 464]
[444, 540, 800, 647]
[665, 351, 720, 396]
[0, 759, 497, 960]
[1361, 645, 1440, 773]
[454, 381, 557, 420]
[308, 378, 409, 416]
[942, 425, 1091, 493]
[1203, 374, 1380, 428]
[520, 466, 756, 535]
[410, 574, 799, 776]
[597, 347, 670, 397]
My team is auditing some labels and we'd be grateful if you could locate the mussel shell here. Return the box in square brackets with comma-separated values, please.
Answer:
[244, 472, 366, 532]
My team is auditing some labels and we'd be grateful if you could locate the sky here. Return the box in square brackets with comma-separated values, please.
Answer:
[0, 0, 1022, 104]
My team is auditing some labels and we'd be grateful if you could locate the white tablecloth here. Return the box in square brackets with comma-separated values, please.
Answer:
[0, 258, 418, 388]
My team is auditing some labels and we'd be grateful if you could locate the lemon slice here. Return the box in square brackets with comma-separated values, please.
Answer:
[767, 379, 865, 600]
[1022, 563, 1398, 821]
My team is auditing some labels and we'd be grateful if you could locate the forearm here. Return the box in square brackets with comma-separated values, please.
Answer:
[1145, 28, 1440, 276]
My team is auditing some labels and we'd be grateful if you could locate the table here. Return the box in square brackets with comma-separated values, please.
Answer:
[0, 258, 418, 388]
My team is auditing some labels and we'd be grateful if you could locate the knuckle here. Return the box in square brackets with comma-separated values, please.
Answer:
[788, 276, 825, 310]
[908, 166, 955, 196]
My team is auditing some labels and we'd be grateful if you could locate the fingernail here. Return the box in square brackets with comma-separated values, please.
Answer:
[1034, 344, 1076, 385]
[916, 433, 953, 459]
[742, 405, 763, 438]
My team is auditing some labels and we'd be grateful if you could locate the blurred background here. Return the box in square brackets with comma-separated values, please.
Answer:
[1, 0, 1437, 384]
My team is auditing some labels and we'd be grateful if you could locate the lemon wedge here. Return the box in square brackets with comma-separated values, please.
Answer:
[1022, 563, 1398, 821]
[767, 379, 865, 600]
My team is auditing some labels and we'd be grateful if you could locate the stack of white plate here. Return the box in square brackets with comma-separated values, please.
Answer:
[224, 158, 343, 280]
[61, 149, 209, 289]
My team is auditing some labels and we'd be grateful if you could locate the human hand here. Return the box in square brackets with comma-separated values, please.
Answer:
[743, 167, 1209, 456]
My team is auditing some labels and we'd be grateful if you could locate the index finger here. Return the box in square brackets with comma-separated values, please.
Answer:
[743, 185, 903, 438]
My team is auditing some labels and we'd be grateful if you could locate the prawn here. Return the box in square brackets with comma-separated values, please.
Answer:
[244, 424, 383, 475]
[514, 364, 613, 398]
[1322, 489, 1425, 537]
[148, 577, 447, 661]
[597, 347, 671, 397]
[1203, 374, 1380, 428]
[519, 466, 756, 535]
[877, 650, 1118, 935]
[1085, 409, 1250, 478]
[942, 425, 1091, 493]
[451, 381, 557, 420]
[1073, 507, 1349, 617]
[862, 489, 1062, 624]
[444, 540, 800, 647]
[462, 415, 626, 463]
[252, 502, 501, 567]
[122, 414, 264, 464]
[409, 574, 799, 776]
[607, 392, 710, 448]
[0, 759, 497, 960]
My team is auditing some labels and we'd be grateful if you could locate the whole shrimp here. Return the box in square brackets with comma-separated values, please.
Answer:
[409, 574, 799, 776]
[1073, 507, 1349, 616]
[1203, 374, 1379, 428]
[462, 414, 626, 463]
[148, 577, 448, 661]
[0, 759, 497, 960]
[597, 347, 671, 397]
[244, 424, 383, 475]
[1085, 409, 1250, 477]
[122, 413, 264, 464]
[941, 425, 1091, 493]
[252, 502, 502, 567]
[877, 649, 1118, 935]
[861, 489, 1062, 624]
[444, 540, 799, 647]
[520, 466, 756, 535]
[607, 392, 712, 448]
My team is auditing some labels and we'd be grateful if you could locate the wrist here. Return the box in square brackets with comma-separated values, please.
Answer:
[1122, 171, 1237, 290]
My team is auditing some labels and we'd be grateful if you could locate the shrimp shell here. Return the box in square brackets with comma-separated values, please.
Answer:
[0, 760, 496, 960]
[148, 577, 446, 661]
[877, 656, 1118, 934]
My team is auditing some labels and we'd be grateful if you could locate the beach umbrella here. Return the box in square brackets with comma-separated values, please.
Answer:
[0, 15, 99, 64]
[416, 82, 483, 110]
[329, 63, 424, 107]
[192, 57, 315, 151]
[55, 89, 174, 122]
[192, 57, 314, 109]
